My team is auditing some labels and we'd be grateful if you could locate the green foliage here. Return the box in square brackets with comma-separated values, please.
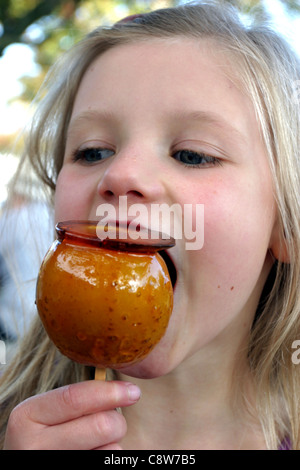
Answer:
[0, 0, 179, 106]
[0, 0, 182, 55]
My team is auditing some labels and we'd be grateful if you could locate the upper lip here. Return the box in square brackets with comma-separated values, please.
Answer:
[101, 219, 175, 242]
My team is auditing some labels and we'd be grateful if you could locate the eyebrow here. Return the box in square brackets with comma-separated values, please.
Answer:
[67, 110, 116, 135]
[169, 109, 247, 144]
[67, 109, 247, 145]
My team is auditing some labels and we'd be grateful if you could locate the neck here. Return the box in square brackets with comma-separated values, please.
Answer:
[117, 349, 265, 450]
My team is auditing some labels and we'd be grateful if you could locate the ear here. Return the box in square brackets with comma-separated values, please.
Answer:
[269, 219, 290, 263]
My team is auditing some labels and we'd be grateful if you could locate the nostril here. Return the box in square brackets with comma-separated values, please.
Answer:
[127, 190, 144, 198]
[102, 190, 144, 200]
[103, 190, 114, 198]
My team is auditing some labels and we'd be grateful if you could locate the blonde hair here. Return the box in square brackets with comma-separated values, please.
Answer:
[1, 0, 300, 449]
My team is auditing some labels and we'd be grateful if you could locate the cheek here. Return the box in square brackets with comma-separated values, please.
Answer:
[54, 168, 93, 223]
[205, 170, 275, 249]
[187, 176, 276, 297]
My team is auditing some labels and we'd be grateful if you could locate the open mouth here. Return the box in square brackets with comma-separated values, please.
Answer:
[159, 249, 177, 289]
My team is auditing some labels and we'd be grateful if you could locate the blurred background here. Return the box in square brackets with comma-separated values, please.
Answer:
[0, 0, 300, 344]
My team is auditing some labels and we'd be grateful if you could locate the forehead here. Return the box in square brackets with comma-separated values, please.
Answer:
[70, 38, 259, 143]
[78, 38, 241, 95]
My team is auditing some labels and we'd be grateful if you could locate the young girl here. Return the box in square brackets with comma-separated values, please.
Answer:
[1, 0, 300, 450]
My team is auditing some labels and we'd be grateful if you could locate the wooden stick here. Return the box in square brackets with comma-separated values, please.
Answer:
[94, 367, 106, 380]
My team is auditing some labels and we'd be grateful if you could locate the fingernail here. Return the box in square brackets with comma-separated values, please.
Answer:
[126, 383, 141, 402]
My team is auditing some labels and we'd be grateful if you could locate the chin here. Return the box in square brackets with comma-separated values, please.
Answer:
[118, 361, 168, 379]
[116, 339, 180, 379]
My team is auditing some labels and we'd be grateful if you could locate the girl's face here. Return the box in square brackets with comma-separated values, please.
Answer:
[55, 39, 281, 378]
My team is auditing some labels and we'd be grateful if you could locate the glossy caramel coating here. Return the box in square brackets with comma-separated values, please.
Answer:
[36, 238, 173, 369]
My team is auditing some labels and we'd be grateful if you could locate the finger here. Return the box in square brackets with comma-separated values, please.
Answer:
[36, 410, 127, 450]
[13, 380, 141, 426]
[95, 443, 124, 450]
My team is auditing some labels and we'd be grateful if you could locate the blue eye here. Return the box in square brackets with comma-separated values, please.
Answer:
[73, 147, 115, 163]
[172, 150, 219, 167]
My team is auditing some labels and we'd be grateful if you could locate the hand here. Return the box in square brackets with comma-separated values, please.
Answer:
[3, 380, 141, 450]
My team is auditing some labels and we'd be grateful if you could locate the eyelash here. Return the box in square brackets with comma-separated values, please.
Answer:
[171, 149, 222, 168]
[72, 147, 115, 164]
[71, 147, 222, 168]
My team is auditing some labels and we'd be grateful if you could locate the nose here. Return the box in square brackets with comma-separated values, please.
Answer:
[97, 148, 165, 205]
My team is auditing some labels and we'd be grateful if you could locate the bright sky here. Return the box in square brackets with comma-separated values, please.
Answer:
[0, 44, 40, 204]
[0, 44, 40, 134]
[0, 0, 300, 204]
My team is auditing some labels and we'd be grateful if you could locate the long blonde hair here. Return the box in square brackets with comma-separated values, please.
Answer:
[1, 0, 300, 449]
